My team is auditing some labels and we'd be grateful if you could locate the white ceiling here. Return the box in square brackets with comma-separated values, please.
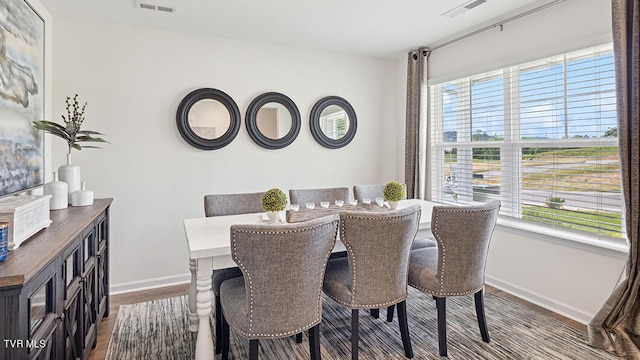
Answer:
[41, 0, 559, 59]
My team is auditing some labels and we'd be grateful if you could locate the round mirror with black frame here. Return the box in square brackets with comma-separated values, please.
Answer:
[309, 96, 357, 149]
[176, 88, 241, 150]
[245, 92, 301, 149]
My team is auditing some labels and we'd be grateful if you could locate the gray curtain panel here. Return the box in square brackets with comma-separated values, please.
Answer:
[404, 48, 430, 200]
[588, 0, 640, 357]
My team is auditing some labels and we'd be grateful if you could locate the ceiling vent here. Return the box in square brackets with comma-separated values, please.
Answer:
[442, 0, 487, 18]
[135, 1, 175, 13]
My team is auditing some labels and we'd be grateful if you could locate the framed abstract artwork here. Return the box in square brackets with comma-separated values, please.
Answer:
[0, 0, 45, 197]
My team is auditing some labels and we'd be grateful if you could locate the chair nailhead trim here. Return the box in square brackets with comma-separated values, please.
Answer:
[228, 321, 322, 339]
[325, 291, 408, 308]
[233, 220, 337, 236]
[408, 281, 481, 297]
[228, 219, 339, 339]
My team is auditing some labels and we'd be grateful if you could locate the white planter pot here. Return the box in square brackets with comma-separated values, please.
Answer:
[266, 211, 280, 224]
[43, 172, 68, 210]
[71, 182, 94, 207]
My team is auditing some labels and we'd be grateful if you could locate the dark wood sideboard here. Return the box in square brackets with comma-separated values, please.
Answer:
[0, 198, 112, 360]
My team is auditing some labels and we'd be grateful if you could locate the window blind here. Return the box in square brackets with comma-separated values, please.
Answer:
[429, 44, 622, 238]
[320, 109, 349, 140]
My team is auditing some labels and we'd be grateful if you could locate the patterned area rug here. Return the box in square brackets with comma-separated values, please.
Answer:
[105, 288, 618, 359]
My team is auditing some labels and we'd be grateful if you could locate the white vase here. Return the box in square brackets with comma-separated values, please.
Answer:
[389, 201, 400, 210]
[71, 182, 94, 207]
[266, 211, 280, 224]
[43, 172, 68, 210]
[58, 153, 81, 204]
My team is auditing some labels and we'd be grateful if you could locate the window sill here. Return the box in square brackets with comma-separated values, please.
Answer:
[496, 217, 628, 259]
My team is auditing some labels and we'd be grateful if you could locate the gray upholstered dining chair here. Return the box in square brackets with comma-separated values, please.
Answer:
[289, 187, 350, 206]
[204, 191, 267, 217]
[204, 191, 266, 354]
[219, 215, 340, 360]
[322, 204, 421, 360]
[352, 183, 434, 326]
[408, 200, 500, 357]
[352, 183, 406, 202]
[352, 183, 433, 250]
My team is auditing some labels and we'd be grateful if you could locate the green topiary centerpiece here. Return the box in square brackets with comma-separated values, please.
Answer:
[384, 181, 406, 202]
[384, 181, 406, 210]
[262, 188, 288, 212]
[262, 188, 287, 224]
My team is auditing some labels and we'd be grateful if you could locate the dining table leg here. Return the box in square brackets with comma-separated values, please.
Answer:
[189, 258, 198, 332]
[194, 257, 214, 360]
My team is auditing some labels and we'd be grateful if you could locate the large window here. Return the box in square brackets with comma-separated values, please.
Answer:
[429, 44, 622, 238]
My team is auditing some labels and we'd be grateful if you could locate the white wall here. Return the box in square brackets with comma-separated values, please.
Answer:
[487, 226, 626, 324]
[51, 18, 402, 292]
[428, 0, 613, 84]
[394, 0, 626, 324]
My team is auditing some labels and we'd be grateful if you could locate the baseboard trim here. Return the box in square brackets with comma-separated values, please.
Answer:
[486, 275, 594, 325]
[110, 274, 191, 295]
[111, 273, 595, 325]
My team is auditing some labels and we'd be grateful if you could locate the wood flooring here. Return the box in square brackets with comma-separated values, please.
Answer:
[88, 284, 586, 359]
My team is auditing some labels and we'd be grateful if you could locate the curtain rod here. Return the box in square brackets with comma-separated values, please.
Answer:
[430, 0, 568, 51]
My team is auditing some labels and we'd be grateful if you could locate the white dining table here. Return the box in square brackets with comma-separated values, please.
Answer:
[183, 198, 437, 360]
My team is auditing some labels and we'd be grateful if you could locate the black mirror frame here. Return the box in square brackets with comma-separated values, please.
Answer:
[245, 92, 301, 149]
[176, 88, 241, 150]
[309, 96, 357, 149]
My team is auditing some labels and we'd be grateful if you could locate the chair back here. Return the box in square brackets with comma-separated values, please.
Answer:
[204, 192, 266, 217]
[230, 215, 339, 336]
[339, 204, 421, 307]
[431, 200, 500, 295]
[289, 187, 350, 205]
[353, 184, 407, 202]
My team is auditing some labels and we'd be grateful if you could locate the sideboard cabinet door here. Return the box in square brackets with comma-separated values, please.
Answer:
[28, 270, 60, 360]
[81, 227, 97, 358]
[96, 210, 109, 322]
[62, 243, 83, 360]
